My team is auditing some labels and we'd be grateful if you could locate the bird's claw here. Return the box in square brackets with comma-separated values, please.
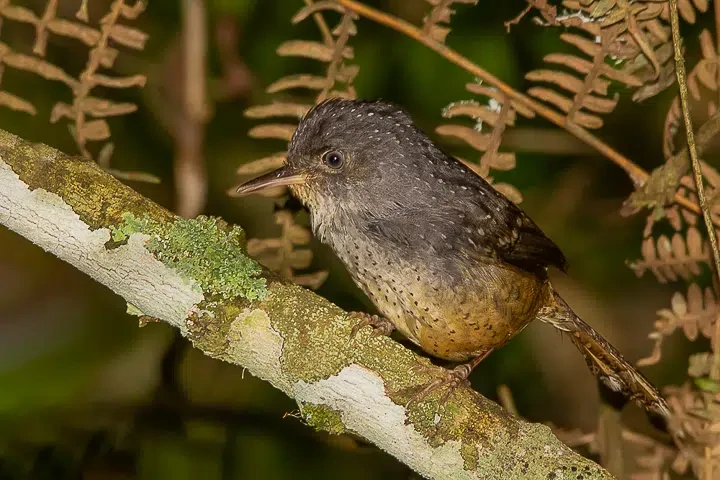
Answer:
[349, 312, 394, 340]
[407, 363, 472, 406]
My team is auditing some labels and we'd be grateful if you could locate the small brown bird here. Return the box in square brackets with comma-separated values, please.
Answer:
[236, 98, 670, 420]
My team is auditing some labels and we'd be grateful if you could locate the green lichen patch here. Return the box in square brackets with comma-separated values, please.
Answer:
[110, 212, 152, 245]
[300, 403, 346, 435]
[460, 442, 478, 471]
[262, 284, 355, 383]
[111, 213, 266, 301]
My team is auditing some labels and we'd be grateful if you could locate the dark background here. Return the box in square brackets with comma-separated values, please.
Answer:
[0, 0, 700, 478]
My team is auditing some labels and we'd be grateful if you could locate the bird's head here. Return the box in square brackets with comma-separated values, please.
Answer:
[236, 98, 438, 216]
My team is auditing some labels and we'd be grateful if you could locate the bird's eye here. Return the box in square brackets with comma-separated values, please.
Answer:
[322, 150, 345, 169]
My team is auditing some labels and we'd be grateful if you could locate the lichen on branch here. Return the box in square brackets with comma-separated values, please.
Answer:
[110, 212, 267, 301]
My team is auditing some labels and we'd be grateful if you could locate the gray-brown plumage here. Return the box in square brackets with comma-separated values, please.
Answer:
[236, 98, 670, 421]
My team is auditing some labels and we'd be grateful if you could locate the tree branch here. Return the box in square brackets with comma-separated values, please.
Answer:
[0, 129, 612, 479]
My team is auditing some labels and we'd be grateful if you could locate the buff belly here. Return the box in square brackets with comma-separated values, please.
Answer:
[343, 249, 551, 362]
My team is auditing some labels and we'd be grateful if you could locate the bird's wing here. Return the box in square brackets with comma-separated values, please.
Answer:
[440, 160, 567, 273]
[361, 156, 566, 274]
[461, 191, 566, 272]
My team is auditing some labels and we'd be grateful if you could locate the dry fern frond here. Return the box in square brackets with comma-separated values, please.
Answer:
[526, 28, 630, 129]
[629, 227, 709, 283]
[436, 82, 532, 203]
[650, 164, 720, 238]
[526, 18, 638, 128]
[0, 0, 152, 181]
[663, 383, 720, 478]
[247, 211, 329, 290]
[572, 0, 672, 83]
[238, 1, 359, 289]
[526, 0, 676, 129]
[623, 114, 720, 216]
[421, 0, 478, 44]
[638, 283, 718, 367]
[676, 163, 720, 228]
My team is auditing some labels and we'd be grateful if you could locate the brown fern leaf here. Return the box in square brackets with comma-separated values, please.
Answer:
[526, 24, 637, 129]
[662, 383, 720, 476]
[528, 0, 675, 126]
[0, 0, 151, 181]
[247, 211, 329, 290]
[629, 227, 709, 283]
[624, 113, 720, 218]
[561, 0, 676, 103]
[421, 0, 478, 43]
[436, 83, 532, 203]
[668, 163, 720, 228]
[639, 284, 718, 366]
[595, 1, 672, 84]
[641, 198, 700, 241]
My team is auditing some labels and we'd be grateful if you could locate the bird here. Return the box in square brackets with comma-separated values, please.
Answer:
[235, 98, 671, 421]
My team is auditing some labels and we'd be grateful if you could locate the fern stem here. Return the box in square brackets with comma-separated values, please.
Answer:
[334, 0, 710, 224]
[669, 0, 720, 380]
[305, 0, 334, 46]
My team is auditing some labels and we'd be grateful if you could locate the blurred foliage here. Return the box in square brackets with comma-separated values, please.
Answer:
[0, 0, 702, 478]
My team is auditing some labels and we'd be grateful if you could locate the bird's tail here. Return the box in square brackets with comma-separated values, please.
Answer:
[537, 290, 671, 422]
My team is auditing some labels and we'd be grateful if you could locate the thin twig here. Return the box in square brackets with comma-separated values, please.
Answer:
[669, 0, 720, 381]
[176, 0, 208, 218]
[184, 0, 207, 122]
[505, 3, 532, 33]
[334, 0, 708, 223]
[497, 385, 519, 417]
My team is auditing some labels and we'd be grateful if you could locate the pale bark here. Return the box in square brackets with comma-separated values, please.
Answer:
[0, 129, 612, 480]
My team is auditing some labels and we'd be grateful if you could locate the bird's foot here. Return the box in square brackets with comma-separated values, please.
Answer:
[408, 362, 474, 406]
[407, 351, 492, 406]
[349, 312, 395, 340]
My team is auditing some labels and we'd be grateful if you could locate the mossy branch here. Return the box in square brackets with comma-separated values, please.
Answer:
[0, 129, 611, 480]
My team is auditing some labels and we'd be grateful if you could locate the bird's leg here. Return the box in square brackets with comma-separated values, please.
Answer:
[409, 350, 493, 405]
[349, 312, 395, 340]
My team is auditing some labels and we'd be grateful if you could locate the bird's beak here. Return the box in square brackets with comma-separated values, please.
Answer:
[234, 165, 306, 196]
